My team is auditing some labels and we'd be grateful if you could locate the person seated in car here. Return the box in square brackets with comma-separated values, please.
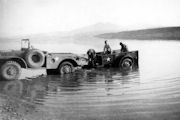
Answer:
[103, 40, 111, 54]
[120, 42, 128, 52]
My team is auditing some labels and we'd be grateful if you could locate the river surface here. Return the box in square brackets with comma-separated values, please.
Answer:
[0, 40, 180, 120]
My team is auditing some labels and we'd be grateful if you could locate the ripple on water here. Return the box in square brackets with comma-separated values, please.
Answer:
[0, 68, 180, 120]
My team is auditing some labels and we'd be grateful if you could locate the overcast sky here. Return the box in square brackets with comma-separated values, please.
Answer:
[0, 0, 180, 37]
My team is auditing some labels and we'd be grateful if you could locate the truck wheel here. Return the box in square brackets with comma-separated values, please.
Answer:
[25, 49, 45, 68]
[0, 61, 21, 80]
[120, 58, 133, 70]
[59, 62, 74, 74]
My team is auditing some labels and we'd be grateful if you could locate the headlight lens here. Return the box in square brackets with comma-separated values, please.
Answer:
[51, 57, 59, 63]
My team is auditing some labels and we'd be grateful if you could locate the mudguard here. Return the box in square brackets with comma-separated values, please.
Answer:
[0, 56, 27, 68]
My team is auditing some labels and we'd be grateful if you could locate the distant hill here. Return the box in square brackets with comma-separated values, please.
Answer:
[70, 23, 122, 46]
[96, 27, 180, 40]
[0, 23, 122, 51]
[0, 23, 121, 44]
[69, 22, 121, 35]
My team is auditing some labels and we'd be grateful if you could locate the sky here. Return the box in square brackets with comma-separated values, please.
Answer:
[0, 0, 180, 37]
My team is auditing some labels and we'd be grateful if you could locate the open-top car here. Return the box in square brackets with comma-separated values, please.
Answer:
[85, 49, 139, 70]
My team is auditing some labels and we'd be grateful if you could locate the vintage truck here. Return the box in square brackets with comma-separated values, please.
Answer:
[0, 39, 88, 80]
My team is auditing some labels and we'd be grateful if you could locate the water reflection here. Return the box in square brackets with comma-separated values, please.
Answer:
[0, 68, 140, 104]
[0, 79, 46, 104]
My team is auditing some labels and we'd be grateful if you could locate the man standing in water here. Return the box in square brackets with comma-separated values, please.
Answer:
[87, 49, 96, 68]
[103, 40, 111, 54]
[120, 42, 128, 52]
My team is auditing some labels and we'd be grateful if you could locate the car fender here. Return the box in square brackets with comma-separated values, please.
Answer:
[0, 56, 27, 68]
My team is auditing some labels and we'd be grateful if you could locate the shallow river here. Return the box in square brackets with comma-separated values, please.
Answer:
[0, 40, 180, 120]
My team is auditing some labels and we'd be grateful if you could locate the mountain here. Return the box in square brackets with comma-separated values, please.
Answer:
[96, 27, 180, 40]
[67, 23, 121, 46]
[0, 23, 121, 43]
[69, 22, 121, 35]
[0, 23, 123, 52]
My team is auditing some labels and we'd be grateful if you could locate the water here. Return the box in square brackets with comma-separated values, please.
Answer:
[0, 40, 180, 120]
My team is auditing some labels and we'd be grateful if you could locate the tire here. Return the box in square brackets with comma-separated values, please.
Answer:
[25, 49, 45, 68]
[59, 62, 74, 74]
[0, 61, 21, 80]
[120, 58, 133, 70]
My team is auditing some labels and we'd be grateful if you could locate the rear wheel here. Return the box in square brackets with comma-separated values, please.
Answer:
[59, 62, 74, 74]
[120, 58, 133, 70]
[0, 61, 21, 80]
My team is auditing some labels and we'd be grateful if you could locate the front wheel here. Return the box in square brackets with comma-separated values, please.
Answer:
[0, 61, 22, 80]
[120, 58, 133, 70]
[59, 62, 74, 74]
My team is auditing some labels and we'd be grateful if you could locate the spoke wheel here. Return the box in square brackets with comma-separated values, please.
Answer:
[0, 61, 21, 80]
[59, 62, 74, 74]
[120, 58, 133, 70]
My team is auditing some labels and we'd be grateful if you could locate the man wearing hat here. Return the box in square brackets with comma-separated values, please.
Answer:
[120, 42, 128, 52]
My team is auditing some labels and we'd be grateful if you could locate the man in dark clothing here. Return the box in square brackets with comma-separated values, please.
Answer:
[103, 40, 111, 54]
[87, 49, 96, 67]
[120, 42, 128, 52]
